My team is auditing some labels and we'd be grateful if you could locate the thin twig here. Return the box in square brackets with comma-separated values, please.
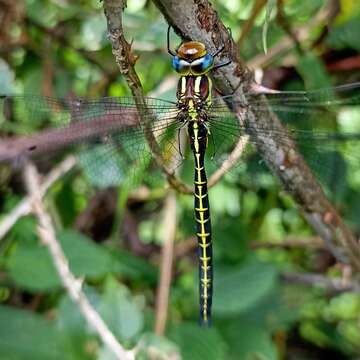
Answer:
[237, 0, 267, 48]
[23, 162, 133, 360]
[250, 236, 324, 249]
[154, 191, 177, 335]
[24, 16, 112, 75]
[175, 235, 196, 259]
[248, 2, 333, 69]
[275, 0, 303, 55]
[0, 156, 76, 240]
[177, 236, 324, 256]
[281, 271, 360, 294]
[208, 134, 249, 188]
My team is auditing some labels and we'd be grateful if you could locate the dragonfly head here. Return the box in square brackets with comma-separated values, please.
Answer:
[172, 41, 214, 76]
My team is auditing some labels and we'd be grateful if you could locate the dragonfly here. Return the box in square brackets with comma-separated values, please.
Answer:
[1, 28, 360, 327]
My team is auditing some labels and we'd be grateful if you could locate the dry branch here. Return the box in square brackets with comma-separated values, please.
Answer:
[23, 162, 133, 360]
[0, 111, 139, 163]
[154, 191, 177, 335]
[281, 272, 360, 294]
[0, 156, 76, 240]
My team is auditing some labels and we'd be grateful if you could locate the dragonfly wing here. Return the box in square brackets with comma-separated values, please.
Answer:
[207, 84, 360, 201]
[0, 95, 183, 188]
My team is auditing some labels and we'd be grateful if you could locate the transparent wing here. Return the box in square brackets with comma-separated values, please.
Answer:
[0, 95, 183, 188]
[2, 82, 360, 194]
[206, 82, 360, 200]
[211, 82, 360, 110]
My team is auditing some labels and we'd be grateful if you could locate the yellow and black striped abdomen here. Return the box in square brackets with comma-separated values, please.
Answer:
[189, 121, 212, 326]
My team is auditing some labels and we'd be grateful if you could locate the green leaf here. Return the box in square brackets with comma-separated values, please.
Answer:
[6, 241, 61, 291]
[57, 294, 89, 336]
[6, 228, 157, 292]
[0, 59, 15, 95]
[98, 277, 144, 342]
[135, 333, 180, 359]
[58, 230, 115, 278]
[213, 217, 249, 262]
[296, 54, 331, 90]
[213, 258, 278, 316]
[262, 0, 277, 54]
[168, 322, 227, 360]
[220, 319, 277, 360]
[56, 290, 102, 359]
[327, 16, 360, 52]
[7, 230, 115, 291]
[0, 305, 88, 360]
[111, 249, 158, 283]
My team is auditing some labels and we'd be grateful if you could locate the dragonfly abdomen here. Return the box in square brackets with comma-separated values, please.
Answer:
[189, 121, 213, 326]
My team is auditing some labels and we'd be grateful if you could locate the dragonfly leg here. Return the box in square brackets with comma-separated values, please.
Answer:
[177, 127, 184, 159]
[213, 59, 231, 71]
[211, 44, 225, 58]
[167, 25, 176, 56]
[209, 132, 216, 159]
[211, 25, 232, 57]
[214, 78, 243, 97]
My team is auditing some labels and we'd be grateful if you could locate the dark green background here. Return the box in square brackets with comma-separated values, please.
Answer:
[1, 0, 360, 359]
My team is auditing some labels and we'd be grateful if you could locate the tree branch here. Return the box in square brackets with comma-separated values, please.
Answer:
[208, 134, 249, 188]
[23, 162, 133, 360]
[281, 271, 360, 294]
[152, 0, 360, 270]
[0, 110, 139, 163]
[237, 0, 267, 48]
[250, 236, 324, 249]
[0, 156, 76, 240]
[102, 0, 191, 194]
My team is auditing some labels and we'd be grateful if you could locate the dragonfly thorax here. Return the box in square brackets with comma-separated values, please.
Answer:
[177, 76, 212, 106]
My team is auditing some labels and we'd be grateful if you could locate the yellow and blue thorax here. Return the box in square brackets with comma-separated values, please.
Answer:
[172, 41, 214, 115]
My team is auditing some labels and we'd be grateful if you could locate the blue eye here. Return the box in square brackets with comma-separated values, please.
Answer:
[172, 56, 181, 72]
[191, 54, 214, 74]
[202, 54, 214, 69]
[172, 56, 191, 74]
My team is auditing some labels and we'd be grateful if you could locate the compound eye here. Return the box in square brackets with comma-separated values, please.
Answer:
[191, 54, 214, 75]
[172, 56, 191, 75]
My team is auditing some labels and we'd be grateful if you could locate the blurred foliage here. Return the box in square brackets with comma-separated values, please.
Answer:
[1, 0, 360, 359]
